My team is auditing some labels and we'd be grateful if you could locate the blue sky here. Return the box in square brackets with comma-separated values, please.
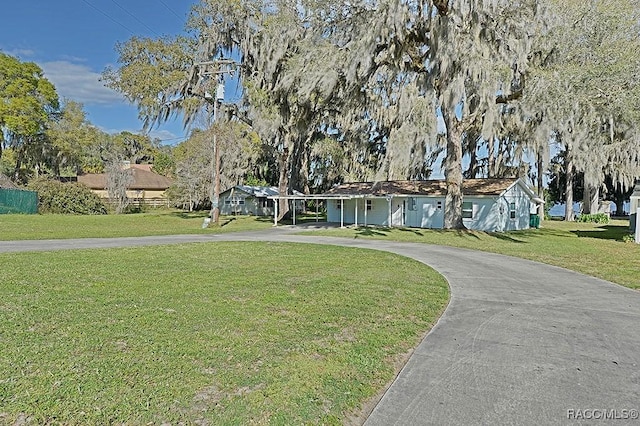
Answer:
[0, 0, 197, 145]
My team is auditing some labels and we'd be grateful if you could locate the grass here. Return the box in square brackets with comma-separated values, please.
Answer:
[0, 242, 448, 424]
[300, 219, 640, 290]
[1, 211, 637, 422]
[0, 210, 275, 240]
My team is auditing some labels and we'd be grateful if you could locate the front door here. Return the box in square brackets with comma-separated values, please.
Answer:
[391, 198, 404, 226]
[431, 200, 444, 228]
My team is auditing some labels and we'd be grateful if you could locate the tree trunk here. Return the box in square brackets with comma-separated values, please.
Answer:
[582, 181, 599, 215]
[487, 136, 495, 178]
[564, 146, 575, 221]
[466, 137, 478, 179]
[442, 109, 465, 229]
[277, 136, 291, 221]
[614, 197, 625, 217]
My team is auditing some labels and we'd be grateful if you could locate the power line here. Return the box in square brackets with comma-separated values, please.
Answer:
[79, 0, 136, 35]
[158, 0, 184, 20]
[108, 0, 161, 37]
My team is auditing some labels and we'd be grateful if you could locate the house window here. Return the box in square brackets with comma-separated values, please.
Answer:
[509, 202, 516, 219]
[335, 200, 342, 209]
[462, 201, 473, 219]
[407, 197, 417, 211]
[366, 199, 372, 211]
[225, 197, 244, 206]
[437, 201, 443, 210]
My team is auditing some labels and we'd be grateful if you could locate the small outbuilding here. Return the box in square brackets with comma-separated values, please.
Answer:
[219, 185, 304, 216]
[320, 178, 542, 232]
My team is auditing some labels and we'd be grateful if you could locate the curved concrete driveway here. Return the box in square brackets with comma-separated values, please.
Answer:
[2, 229, 640, 425]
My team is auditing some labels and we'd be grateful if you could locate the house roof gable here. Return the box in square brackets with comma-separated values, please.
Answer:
[77, 168, 172, 190]
[0, 174, 18, 189]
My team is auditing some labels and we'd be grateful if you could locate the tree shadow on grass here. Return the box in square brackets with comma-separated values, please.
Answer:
[220, 217, 237, 227]
[399, 227, 424, 236]
[571, 225, 631, 242]
[355, 226, 389, 237]
[426, 229, 484, 240]
[171, 210, 209, 219]
[487, 232, 526, 243]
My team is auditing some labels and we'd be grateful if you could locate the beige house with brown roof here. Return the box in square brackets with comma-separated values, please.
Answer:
[319, 178, 542, 232]
[78, 164, 172, 207]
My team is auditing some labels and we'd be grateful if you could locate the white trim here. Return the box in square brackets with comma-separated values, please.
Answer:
[364, 197, 368, 226]
[354, 199, 358, 226]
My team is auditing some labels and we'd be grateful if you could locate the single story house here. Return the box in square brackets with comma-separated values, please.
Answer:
[314, 178, 542, 232]
[324, 179, 543, 232]
[219, 185, 304, 216]
[77, 164, 172, 207]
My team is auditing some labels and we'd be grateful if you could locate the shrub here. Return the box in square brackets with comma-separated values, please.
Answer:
[27, 178, 107, 215]
[576, 213, 610, 224]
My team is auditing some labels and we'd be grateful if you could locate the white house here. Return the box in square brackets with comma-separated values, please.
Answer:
[219, 185, 304, 216]
[322, 178, 542, 232]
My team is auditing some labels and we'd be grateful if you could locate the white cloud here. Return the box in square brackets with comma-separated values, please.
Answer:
[148, 129, 187, 145]
[41, 61, 125, 106]
[2, 48, 36, 58]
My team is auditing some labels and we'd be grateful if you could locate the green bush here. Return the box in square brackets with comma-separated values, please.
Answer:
[576, 213, 610, 224]
[27, 178, 107, 215]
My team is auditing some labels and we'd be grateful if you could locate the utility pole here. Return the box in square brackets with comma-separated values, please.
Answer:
[187, 59, 237, 226]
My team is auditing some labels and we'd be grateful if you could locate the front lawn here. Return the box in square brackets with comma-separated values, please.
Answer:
[301, 219, 640, 290]
[0, 211, 274, 240]
[0, 242, 448, 424]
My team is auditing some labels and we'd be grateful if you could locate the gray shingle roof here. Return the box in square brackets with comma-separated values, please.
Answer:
[223, 185, 304, 197]
[323, 178, 521, 197]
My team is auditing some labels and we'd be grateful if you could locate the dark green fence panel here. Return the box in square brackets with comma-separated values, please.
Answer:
[0, 188, 38, 214]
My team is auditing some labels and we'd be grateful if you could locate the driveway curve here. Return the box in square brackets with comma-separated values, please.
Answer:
[2, 229, 639, 425]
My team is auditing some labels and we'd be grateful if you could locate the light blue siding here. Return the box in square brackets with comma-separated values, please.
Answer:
[325, 181, 535, 231]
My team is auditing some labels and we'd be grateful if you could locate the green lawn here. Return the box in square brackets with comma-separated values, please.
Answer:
[0, 211, 274, 240]
[0, 242, 448, 424]
[301, 219, 640, 290]
[1, 211, 637, 422]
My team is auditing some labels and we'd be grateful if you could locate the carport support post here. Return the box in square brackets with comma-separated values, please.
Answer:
[340, 199, 344, 228]
[292, 200, 296, 225]
[354, 199, 358, 226]
[315, 200, 319, 222]
[387, 196, 392, 227]
[364, 197, 368, 226]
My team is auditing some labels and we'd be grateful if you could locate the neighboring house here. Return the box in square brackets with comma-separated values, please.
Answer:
[77, 164, 172, 207]
[219, 185, 304, 216]
[320, 178, 542, 232]
[0, 173, 18, 189]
